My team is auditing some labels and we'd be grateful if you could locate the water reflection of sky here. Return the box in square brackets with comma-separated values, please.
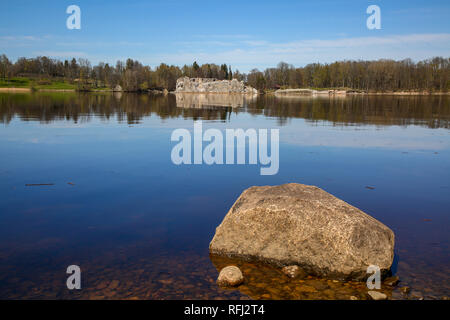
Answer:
[3, 112, 449, 151]
[0, 94, 449, 299]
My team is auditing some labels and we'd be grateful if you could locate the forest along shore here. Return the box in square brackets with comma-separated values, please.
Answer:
[0, 86, 448, 95]
[0, 54, 448, 93]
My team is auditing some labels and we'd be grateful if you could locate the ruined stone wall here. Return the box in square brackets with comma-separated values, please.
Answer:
[175, 77, 258, 94]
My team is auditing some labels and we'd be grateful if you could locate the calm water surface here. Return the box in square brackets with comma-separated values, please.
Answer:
[0, 93, 449, 299]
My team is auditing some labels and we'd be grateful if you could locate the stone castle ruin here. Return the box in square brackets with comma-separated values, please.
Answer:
[175, 77, 258, 94]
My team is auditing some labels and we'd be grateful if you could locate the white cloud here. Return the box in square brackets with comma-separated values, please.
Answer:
[192, 34, 252, 39]
[148, 33, 450, 71]
[0, 35, 43, 48]
[0, 35, 41, 41]
[272, 33, 450, 50]
[1, 32, 448, 71]
[174, 40, 236, 47]
[242, 40, 269, 46]
[55, 41, 146, 47]
[32, 51, 87, 58]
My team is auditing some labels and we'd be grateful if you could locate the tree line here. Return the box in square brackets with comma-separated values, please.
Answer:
[247, 59, 448, 92]
[0, 54, 448, 92]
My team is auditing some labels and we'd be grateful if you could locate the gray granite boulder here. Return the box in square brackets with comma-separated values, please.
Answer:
[209, 183, 395, 280]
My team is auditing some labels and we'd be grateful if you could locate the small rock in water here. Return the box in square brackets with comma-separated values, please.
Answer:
[384, 276, 399, 287]
[96, 281, 109, 290]
[391, 291, 404, 300]
[400, 286, 410, 294]
[296, 285, 317, 293]
[281, 265, 305, 279]
[410, 291, 424, 300]
[108, 280, 119, 290]
[367, 291, 387, 300]
[217, 266, 244, 287]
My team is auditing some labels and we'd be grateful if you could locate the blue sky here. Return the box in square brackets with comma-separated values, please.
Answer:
[1, 0, 449, 72]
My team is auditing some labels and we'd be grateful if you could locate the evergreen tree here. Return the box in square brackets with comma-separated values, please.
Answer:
[192, 61, 200, 77]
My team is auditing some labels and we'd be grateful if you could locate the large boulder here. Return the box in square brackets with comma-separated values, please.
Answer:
[209, 183, 395, 280]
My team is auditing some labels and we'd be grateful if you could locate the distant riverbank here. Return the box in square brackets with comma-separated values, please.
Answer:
[0, 77, 448, 95]
[0, 87, 75, 92]
[1, 86, 449, 95]
[270, 88, 449, 96]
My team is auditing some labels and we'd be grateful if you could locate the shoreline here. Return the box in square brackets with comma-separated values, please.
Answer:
[270, 88, 449, 96]
[0, 87, 76, 93]
[0, 87, 449, 95]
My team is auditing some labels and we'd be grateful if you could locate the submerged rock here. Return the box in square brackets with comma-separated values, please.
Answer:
[400, 286, 410, 294]
[282, 265, 306, 279]
[384, 276, 400, 287]
[209, 255, 394, 300]
[217, 266, 244, 287]
[367, 291, 387, 300]
[209, 183, 395, 280]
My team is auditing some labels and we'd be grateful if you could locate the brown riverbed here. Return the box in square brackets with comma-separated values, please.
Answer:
[0, 92, 448, 300]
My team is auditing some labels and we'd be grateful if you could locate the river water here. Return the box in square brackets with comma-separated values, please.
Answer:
[0, 92, 448, 299]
